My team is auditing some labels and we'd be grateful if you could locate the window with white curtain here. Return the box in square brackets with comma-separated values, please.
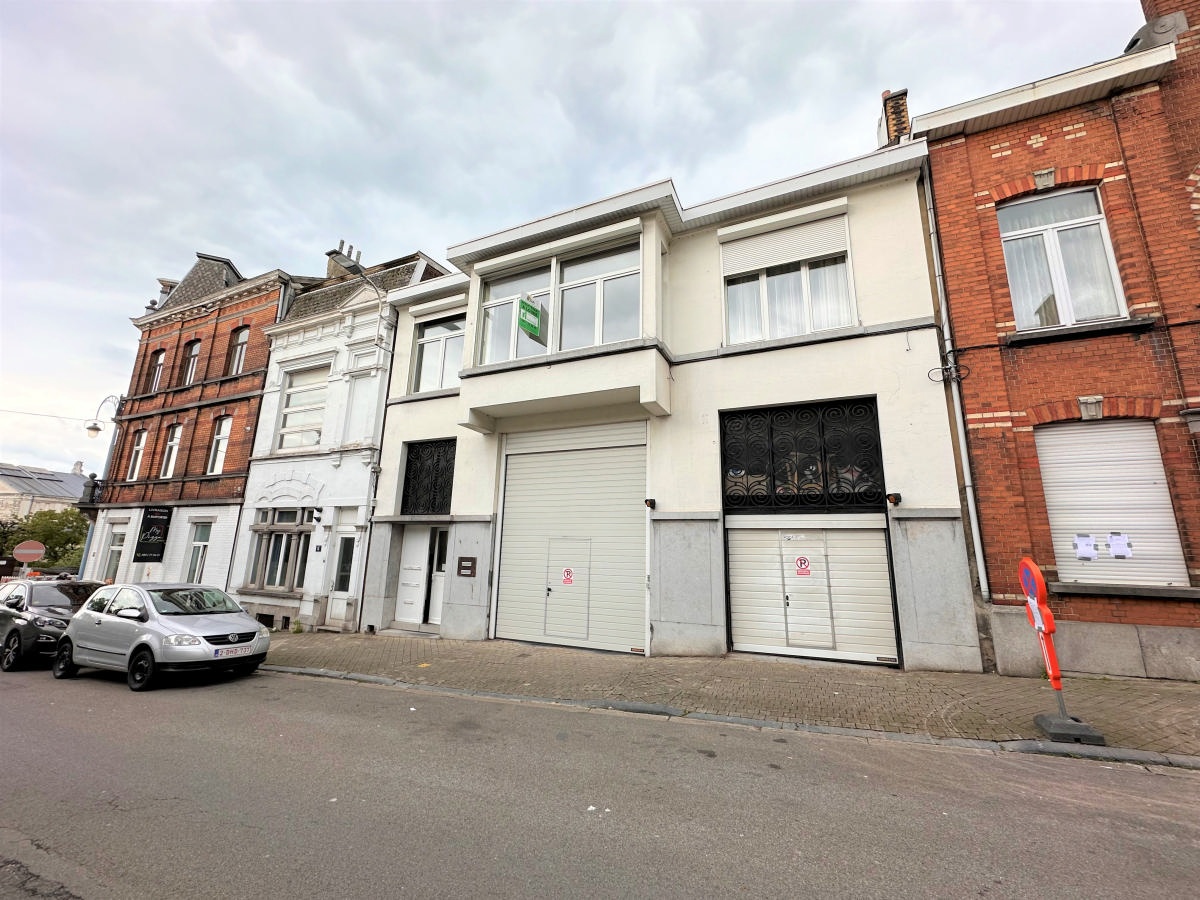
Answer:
[181, 340, 201, 385]
[277, 365, 330, 449]
[126, 430, 147, 481]
[997, 189, 1126, 330]
[147, 350, 165, 392]
[245, 508, 314, 594]
[726, 255, 852, 344]
[185, 521, 212, 583]
[207, 416, 231, 474]
[159, 424, 181, 478]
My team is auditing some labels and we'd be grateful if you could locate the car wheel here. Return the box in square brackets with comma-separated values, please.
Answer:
[52, 640, 78, 679]
[127, 648, 156, 692]
[1, 632, 21, 671]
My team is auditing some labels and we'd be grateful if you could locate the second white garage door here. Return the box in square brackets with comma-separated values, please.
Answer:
[494, 424, 647, 654]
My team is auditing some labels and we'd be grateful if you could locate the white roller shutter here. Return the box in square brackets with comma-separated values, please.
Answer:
[495, 426, 647, 653]
[1035, 420, 1188, 585]
[721, 216, 847, 277]
[728, 521, 898, 664]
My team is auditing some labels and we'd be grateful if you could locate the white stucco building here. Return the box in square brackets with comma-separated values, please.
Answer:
[228, 251, 446, 631]
[363, 141, 985, 672]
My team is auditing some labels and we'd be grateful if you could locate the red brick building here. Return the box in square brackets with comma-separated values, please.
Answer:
[901, 0, 1200, 679]
[80, 254, 308, 588]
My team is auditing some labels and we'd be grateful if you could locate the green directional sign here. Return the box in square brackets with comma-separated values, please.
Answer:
[518, 295, 546, 345]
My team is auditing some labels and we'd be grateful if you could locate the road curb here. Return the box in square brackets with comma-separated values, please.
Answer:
[261, 664, 1200, 769]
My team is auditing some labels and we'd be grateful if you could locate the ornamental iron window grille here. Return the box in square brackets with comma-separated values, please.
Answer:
[720, 398, 885, 513]
[401, 439, 456, 515]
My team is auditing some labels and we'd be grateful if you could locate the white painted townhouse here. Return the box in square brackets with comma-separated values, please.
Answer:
[227, 249, 446, 631]
[363, 140, 985, 671]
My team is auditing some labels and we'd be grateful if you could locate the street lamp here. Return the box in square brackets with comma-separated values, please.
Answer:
[85, 395, 122, 438]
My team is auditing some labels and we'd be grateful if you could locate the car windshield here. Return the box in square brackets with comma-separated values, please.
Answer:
[149, 587, 243, 616]
[29, 582, 100, 609]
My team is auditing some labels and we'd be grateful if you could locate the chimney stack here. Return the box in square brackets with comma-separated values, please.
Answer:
[879, 88, 911, 147]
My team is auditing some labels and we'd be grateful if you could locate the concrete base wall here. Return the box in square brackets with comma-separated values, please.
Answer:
[648, 516, 726, 656]
[440, 521, 494, 641]
[889, 513, 983, 672]
[990, 606, 1200, 682]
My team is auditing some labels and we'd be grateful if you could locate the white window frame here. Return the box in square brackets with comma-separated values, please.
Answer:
[207, 416, 231, 474]
[126, 430, 147, 481]
[245, 508, 315, 594]
[413, 316, 466, 392]
[102, 527, 126, 582]
[185, 521, 212, 583]
[181, 340, 201, 385]
[998, 188, 1127, 331]
[724, 254, 853, 344]
[479, 240, 641, 364]
[148, 350, 165, 392]
[159, 424, 182, 478]
[276, 365, 330, 450]
[228, 327, 249, 376]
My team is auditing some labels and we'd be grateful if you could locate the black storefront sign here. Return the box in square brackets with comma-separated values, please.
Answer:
[133, 506, 174, 563]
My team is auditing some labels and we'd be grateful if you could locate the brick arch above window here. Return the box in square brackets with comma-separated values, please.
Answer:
[989, 164, 1110, 204]
[1025, 396, 1163, 426]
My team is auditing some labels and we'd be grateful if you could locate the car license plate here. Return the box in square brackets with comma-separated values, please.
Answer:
[214, 646, 252, 659]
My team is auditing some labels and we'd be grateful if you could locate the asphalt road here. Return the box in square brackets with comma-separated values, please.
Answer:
[2, 666, 1198, 899]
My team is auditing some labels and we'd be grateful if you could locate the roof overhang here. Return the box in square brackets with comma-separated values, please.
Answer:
[445, 140, 928, 269]
[911, 43, 1176, 141]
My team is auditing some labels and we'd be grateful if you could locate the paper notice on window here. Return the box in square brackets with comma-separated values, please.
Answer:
[1073, 534, 1098, 561]
[1107, 533, 1132, 559]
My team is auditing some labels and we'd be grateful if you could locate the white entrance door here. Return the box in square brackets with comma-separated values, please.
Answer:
[728, 517, 898, 664]
[495, 424, 647, 654]
[427, 527, 449, 626]
[395, 525, 430, 625]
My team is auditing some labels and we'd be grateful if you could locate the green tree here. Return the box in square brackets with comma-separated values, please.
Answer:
[12, 509, 89, 566]
[0, 519, 21, 557]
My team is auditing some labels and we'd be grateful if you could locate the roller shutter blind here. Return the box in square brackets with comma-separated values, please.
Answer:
[1034, 420, 1188, 585]
[721, 216, 848, 277]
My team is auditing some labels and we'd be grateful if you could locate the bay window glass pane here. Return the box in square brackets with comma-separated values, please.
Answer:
[485, 268, 550, 301]
[727, 275, 762, 344]
[808, 256, 852, 331]
[275, 510, 298, 524]
[1058, 224, 1120, 322]
[1003, 235, 1059, 329]
[602, 273, 639, 343]
[441, 334, 463, 387]
[265, 534, 287, 586]
[295, 533, 310, 588]
[765, 263, 806, 338]
[415, 342, 441, 392]
[561, 283, 596, 350]
[560, 245, 639, 283]
[997, 192, 1100, 233]
[482, 303, 513, 363]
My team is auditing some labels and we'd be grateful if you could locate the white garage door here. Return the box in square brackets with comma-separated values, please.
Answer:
[728, 515, 898, 664]
[1035, 420, 1188, 586]
[495, 424, 647, 653]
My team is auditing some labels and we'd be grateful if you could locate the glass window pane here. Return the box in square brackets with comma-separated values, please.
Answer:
[1003, 235, 1059, 329]
[295, 533, 310, 588]
[726, 276, 762, 344]
[560, 283, 596, 350]
[601, 273, 639, 343]
[441, 334, 463, 388]
[415, 341, 441, 392]
[560, 244, 640, 283]
[420, 320, 463, 339]
[482, 303, 513, 363]
[485, 268, 550, 301]
[275, 510, 298, 524]
[808, 256, 852, 331]
[265, 534, 287, 586]
[334, 536, 355, 592]
[765, 265, 806, 338]
[997, 192, 1100, 234]
[1058, 224, 1120, 322]
[281, 409, 324, 429]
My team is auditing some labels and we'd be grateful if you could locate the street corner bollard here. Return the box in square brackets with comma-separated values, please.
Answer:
[1019, 557, 1105, 746]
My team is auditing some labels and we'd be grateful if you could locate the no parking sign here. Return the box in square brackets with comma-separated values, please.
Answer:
[795, 556, 810, 576]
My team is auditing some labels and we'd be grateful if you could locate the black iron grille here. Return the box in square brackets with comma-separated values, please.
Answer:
[204, 631, 258, 646]
[401, 438, 456, 515]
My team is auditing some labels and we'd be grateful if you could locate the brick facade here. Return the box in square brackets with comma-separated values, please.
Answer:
[101, 271, 289, 512]
[921, 3, 1200, 639]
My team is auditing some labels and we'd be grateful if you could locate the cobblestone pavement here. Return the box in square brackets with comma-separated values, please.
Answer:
[264, 632, 1200, 761]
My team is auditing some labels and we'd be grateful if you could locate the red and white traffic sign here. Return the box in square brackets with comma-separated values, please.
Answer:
[562, 567, 574, 585]
[12, 540, 46, 563]
[795, 556, 811, 577]
[1019, 557, 1062, 691]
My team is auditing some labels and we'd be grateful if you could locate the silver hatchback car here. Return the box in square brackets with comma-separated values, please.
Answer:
[53, 583, 270, 691]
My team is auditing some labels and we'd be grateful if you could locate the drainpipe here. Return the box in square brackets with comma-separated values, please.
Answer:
[921, 159, 991, 600]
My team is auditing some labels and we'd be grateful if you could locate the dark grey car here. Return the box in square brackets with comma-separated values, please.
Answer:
[0, 579, 102, 671]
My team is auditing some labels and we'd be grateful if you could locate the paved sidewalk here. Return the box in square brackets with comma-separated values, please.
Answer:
[263, 631, 1200, 767]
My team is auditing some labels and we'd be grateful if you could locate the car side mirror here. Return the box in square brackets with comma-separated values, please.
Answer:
[4, 598, 22, 610]
[116, 607, 146, 621]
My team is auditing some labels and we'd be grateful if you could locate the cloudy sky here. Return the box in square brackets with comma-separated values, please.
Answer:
[0, 0, 1147, 478]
